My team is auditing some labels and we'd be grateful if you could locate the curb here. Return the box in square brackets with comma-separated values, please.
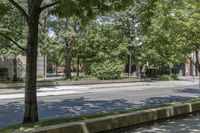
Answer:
[20, 102, 200, 133]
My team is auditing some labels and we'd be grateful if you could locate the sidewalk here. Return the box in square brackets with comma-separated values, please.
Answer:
[0, 78, 141, 89]
[0, 77, 198, 90]
[0, 76, 198, 90]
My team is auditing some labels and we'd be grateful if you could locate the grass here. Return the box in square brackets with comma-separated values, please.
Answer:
[72, 75, 97, 81]
[1, 98, 200, 133]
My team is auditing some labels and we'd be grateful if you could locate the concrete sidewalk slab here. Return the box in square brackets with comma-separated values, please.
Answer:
[0, 79, 141, 89]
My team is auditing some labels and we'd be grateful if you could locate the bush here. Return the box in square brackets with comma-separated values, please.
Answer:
[160, 75, 172, 81]
[146, 68, 160, 78]
[91, 60, 123, 80]
[159, 74, 179, 81]
[0, 68, 9, 81]
[72, 75, 97, 81]
[171, 74, 179, 80]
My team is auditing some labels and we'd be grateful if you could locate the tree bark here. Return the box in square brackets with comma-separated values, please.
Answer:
[65, 44, 72, 79]
[23, 1, 41, 123]
[65, 34, 76, 79]
[77, 55, 80, 77]
[55, 63, 58, 76]
[8, 0, 59, 124]
[13, 57, 18, 82]
[195, 51, 200, 74]
[23, 17, 39, 123]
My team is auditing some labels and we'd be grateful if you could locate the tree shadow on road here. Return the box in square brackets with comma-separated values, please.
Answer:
[0, 98, 139, 128]
[175, 88, 200, 94]
[0, 101, 24, 128]
[0, 94, 197, 129]
[38, 97, 140, 119]
[141, 95, 193, 106]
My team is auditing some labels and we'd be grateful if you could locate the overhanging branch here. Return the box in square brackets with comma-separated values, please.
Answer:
[8, 0, 29, 22]
[185, 54, 199, 70]
[0, 32, 27, 52]
[40, 1, 60, 12]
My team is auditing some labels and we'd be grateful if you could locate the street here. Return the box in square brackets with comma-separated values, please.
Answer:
[0, 79, 199, 129]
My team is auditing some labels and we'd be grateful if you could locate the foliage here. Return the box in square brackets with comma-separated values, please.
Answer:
[171, 74, 179, 80]
[0, 6, 26, 57]
[72, 75, 97, 81]
[159, 74, 178, 81]
[77, 23, 129, 75]
[91, 60, 123, 80]
[143, 0, 200, 69]
[0, 0, 134, 124]
[56, 0, 132, 24]
[146, 68, 160, 78]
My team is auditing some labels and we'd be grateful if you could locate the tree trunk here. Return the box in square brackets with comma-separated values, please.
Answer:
[161, 64, 164, 75]
[55, 63, 58, 76]
[169, 66, 172, 76]
[77, 55, 80, 77]
[194, 51, 200, 97]
[23, 4, 40, 123]
[13, 57, 18, 82]
[65, 34, 76, 79]
[195, 51, 200, 75]
[65, 45, 72, 79]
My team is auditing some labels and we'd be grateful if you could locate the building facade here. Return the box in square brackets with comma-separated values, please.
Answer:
[0, 54, 47, 79]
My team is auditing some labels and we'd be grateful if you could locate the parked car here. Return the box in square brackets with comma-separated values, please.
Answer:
[56, 67, 65, 73]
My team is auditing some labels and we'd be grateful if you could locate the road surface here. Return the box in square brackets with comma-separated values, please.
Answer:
[0, 79, 199, 128]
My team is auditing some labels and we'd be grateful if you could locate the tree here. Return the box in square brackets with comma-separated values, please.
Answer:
[48, 17, 82, 79]
[0, 0, 132, 123]
[77, 23, 129, 76]
[0, 5, 27, 81]
[104, 0, 157, 77]
[140, 0, 196, 75]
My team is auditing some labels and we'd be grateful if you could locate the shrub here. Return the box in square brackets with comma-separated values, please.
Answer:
[0, 68, 9, 81]
[160, 75, 173, 81]
[91, 60, 123, 80]
[72, 75, 97, 81]
[159, 74, 179, 81]
[171, 74, 179, 80]
[146, 68, 160, 78]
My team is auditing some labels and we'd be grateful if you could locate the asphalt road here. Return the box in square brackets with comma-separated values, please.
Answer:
[0, 80, 199, 129]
